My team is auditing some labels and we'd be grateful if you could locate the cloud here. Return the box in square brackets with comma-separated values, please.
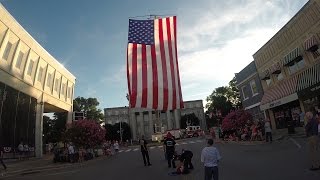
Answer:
[175, 0, 308, 103]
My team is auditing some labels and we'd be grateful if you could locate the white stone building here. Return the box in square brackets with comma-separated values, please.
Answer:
[104, 99, 206, 140]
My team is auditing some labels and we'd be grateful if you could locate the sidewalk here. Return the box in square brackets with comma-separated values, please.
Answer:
[2, 153, 109, 178]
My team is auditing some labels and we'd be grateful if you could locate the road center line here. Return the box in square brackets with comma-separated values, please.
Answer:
[289, 138, 301, 149]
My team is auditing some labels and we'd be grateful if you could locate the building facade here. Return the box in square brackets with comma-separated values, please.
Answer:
[253, 0, 320, 130]
[0, 4, 76, 158]
[104, 99, 206, 140]
[235, 61, 264, 121]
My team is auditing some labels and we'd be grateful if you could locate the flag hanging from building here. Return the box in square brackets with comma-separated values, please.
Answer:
[127, 16, 183, 110]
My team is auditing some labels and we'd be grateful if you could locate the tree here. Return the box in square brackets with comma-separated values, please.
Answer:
[204, 111, 220, 129]
[113, 122, 132, 141]
[180, 113, 200, 129]
[221, 109, 253, 132]
[63, 120, 106, 148]
[104, 124, 116, 141]
[205, 77, 242, 118]
[73, 97, 104, 122]
[43, 113, 67, 143]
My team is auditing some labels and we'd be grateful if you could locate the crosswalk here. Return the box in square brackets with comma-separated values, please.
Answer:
[118, 139, 205, 154]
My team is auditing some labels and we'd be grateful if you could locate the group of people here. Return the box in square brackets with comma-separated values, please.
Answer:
[305, 108, 320, 171]
[139, 132, 222, 180]
[217, 119, 273, 143]
[102, 140, 120, 156]
[17, 141, 31, 160]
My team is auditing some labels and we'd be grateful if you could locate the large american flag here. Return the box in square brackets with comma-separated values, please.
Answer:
[127, 16, 183, 110]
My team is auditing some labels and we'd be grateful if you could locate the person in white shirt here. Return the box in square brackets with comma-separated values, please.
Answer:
[114, 141, 119, 153]
[68, 143, 75, 163]
[264, 118, 272, 143]
[201, 139, 222, 180]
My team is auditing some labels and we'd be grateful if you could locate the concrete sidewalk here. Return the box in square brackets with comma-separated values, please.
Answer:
[2, 153, 111, 178]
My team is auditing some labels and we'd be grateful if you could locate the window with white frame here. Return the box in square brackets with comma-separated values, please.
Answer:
[15, 51, 24, 69]
[2, 42, 12, 60]
[250, 80, 258, 96]
[37, 67, 44, 82]
[276, 72, 284, 81]
[288, 59, 305, 75]
[266, 78, 272, 86]
[27, 60, 34, 76]
[241, 86, 249, 100]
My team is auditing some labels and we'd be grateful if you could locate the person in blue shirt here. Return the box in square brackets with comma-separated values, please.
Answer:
[201, 139, 222, 180]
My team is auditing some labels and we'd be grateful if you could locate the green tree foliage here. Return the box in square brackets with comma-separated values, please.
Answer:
[73, 97, 104, 122]
[43, 113, 67, 143]
[104, 122, 132, 141]
[204, 111, 220, 129]
[206, 77, 242, 118]
[180, 113, 200, 129]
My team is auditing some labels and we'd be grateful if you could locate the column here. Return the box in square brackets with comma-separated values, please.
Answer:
[166, 110, 172, 130]
[148, 111, 153, 139]
[139, 112, 144, 137]
[130, 111, 137, 140]
[174, 109, 181, 129]
[66, 106, 73, 124]
[268, 109, 277, 130]
[35, 100, 44, 158]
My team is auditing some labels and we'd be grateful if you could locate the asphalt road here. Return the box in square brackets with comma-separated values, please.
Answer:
[5, 137, 320, 180]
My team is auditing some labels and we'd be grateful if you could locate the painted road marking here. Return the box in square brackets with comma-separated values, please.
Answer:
[289, 138, 301, 149]
[181, 142, 187, 145]
[189, 141, 195, 144]
[133, 148, 139, 151]
[119, 150, 124, 153]
[158, 146, 163, 148]
[125, 149, 132, 152]
[150, 147, 156, 149]
[196, 140, 203, 143]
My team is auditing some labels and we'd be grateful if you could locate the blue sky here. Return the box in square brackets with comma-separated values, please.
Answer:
[1, 0, 308, 110]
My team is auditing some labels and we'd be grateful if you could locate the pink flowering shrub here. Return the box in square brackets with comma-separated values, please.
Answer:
[221, 109, 252, 131]
[64, 120, 106, 148]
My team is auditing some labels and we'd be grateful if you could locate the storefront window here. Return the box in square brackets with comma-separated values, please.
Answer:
[277, 73, 284, 81]
[289, 59, 305, 75]
[273, 100, 301, 129]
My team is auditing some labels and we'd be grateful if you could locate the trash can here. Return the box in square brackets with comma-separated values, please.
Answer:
[287, 121, 295, 134]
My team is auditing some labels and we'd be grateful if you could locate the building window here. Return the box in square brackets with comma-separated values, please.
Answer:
[15, 51, 24, 69]
[266, 78, 272, 86]
[2, 42, 12, 60]
[250, 80, 258, 96]
[54, 78, 60, 92]
[276, 72, 284, 81]
[37, 67, 44, 82]
[27, 60, 34, 76]
[288, 59, 305, 75]
[67, 87, 71, 98]
[47, 73, 53, 88]
[241, 86, 249, 100]
[61, 83, 66, 96]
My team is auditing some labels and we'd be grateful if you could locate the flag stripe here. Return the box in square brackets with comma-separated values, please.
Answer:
[131, 44, 138, 107]
[126, 47, 131, 101]
[136, 45, 142, 108]
[158, 19, 169, 110]
[154, 19, 163, 110]
[173, 16, 183, 108]
[151, 45, 158, 109]
[146, 45, 153, 108]
[141, 44, 148, 107]
[166, 17, 175, 110]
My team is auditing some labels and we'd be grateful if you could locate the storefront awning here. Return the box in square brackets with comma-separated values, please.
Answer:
[260, 75, 298, 108]
[282, 47, 302, 66]
[297, 63, 320, 92]
[304, 35, 318, 51]
[269, 62, 282, 74]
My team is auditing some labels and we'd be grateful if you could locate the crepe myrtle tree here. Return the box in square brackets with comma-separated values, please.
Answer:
[63, 120, 106, 148]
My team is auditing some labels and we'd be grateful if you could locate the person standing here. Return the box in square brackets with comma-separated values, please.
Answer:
[163, 132, 176, 168]
[114, 141, 119, 153]
[139, 135, 151, 166]
[201, 139, 222, 180]
[305, 111, 320, 171]
[68, 143, 75, 163]
[265, 118, 272, 143]
[0, 143, 7, 176]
